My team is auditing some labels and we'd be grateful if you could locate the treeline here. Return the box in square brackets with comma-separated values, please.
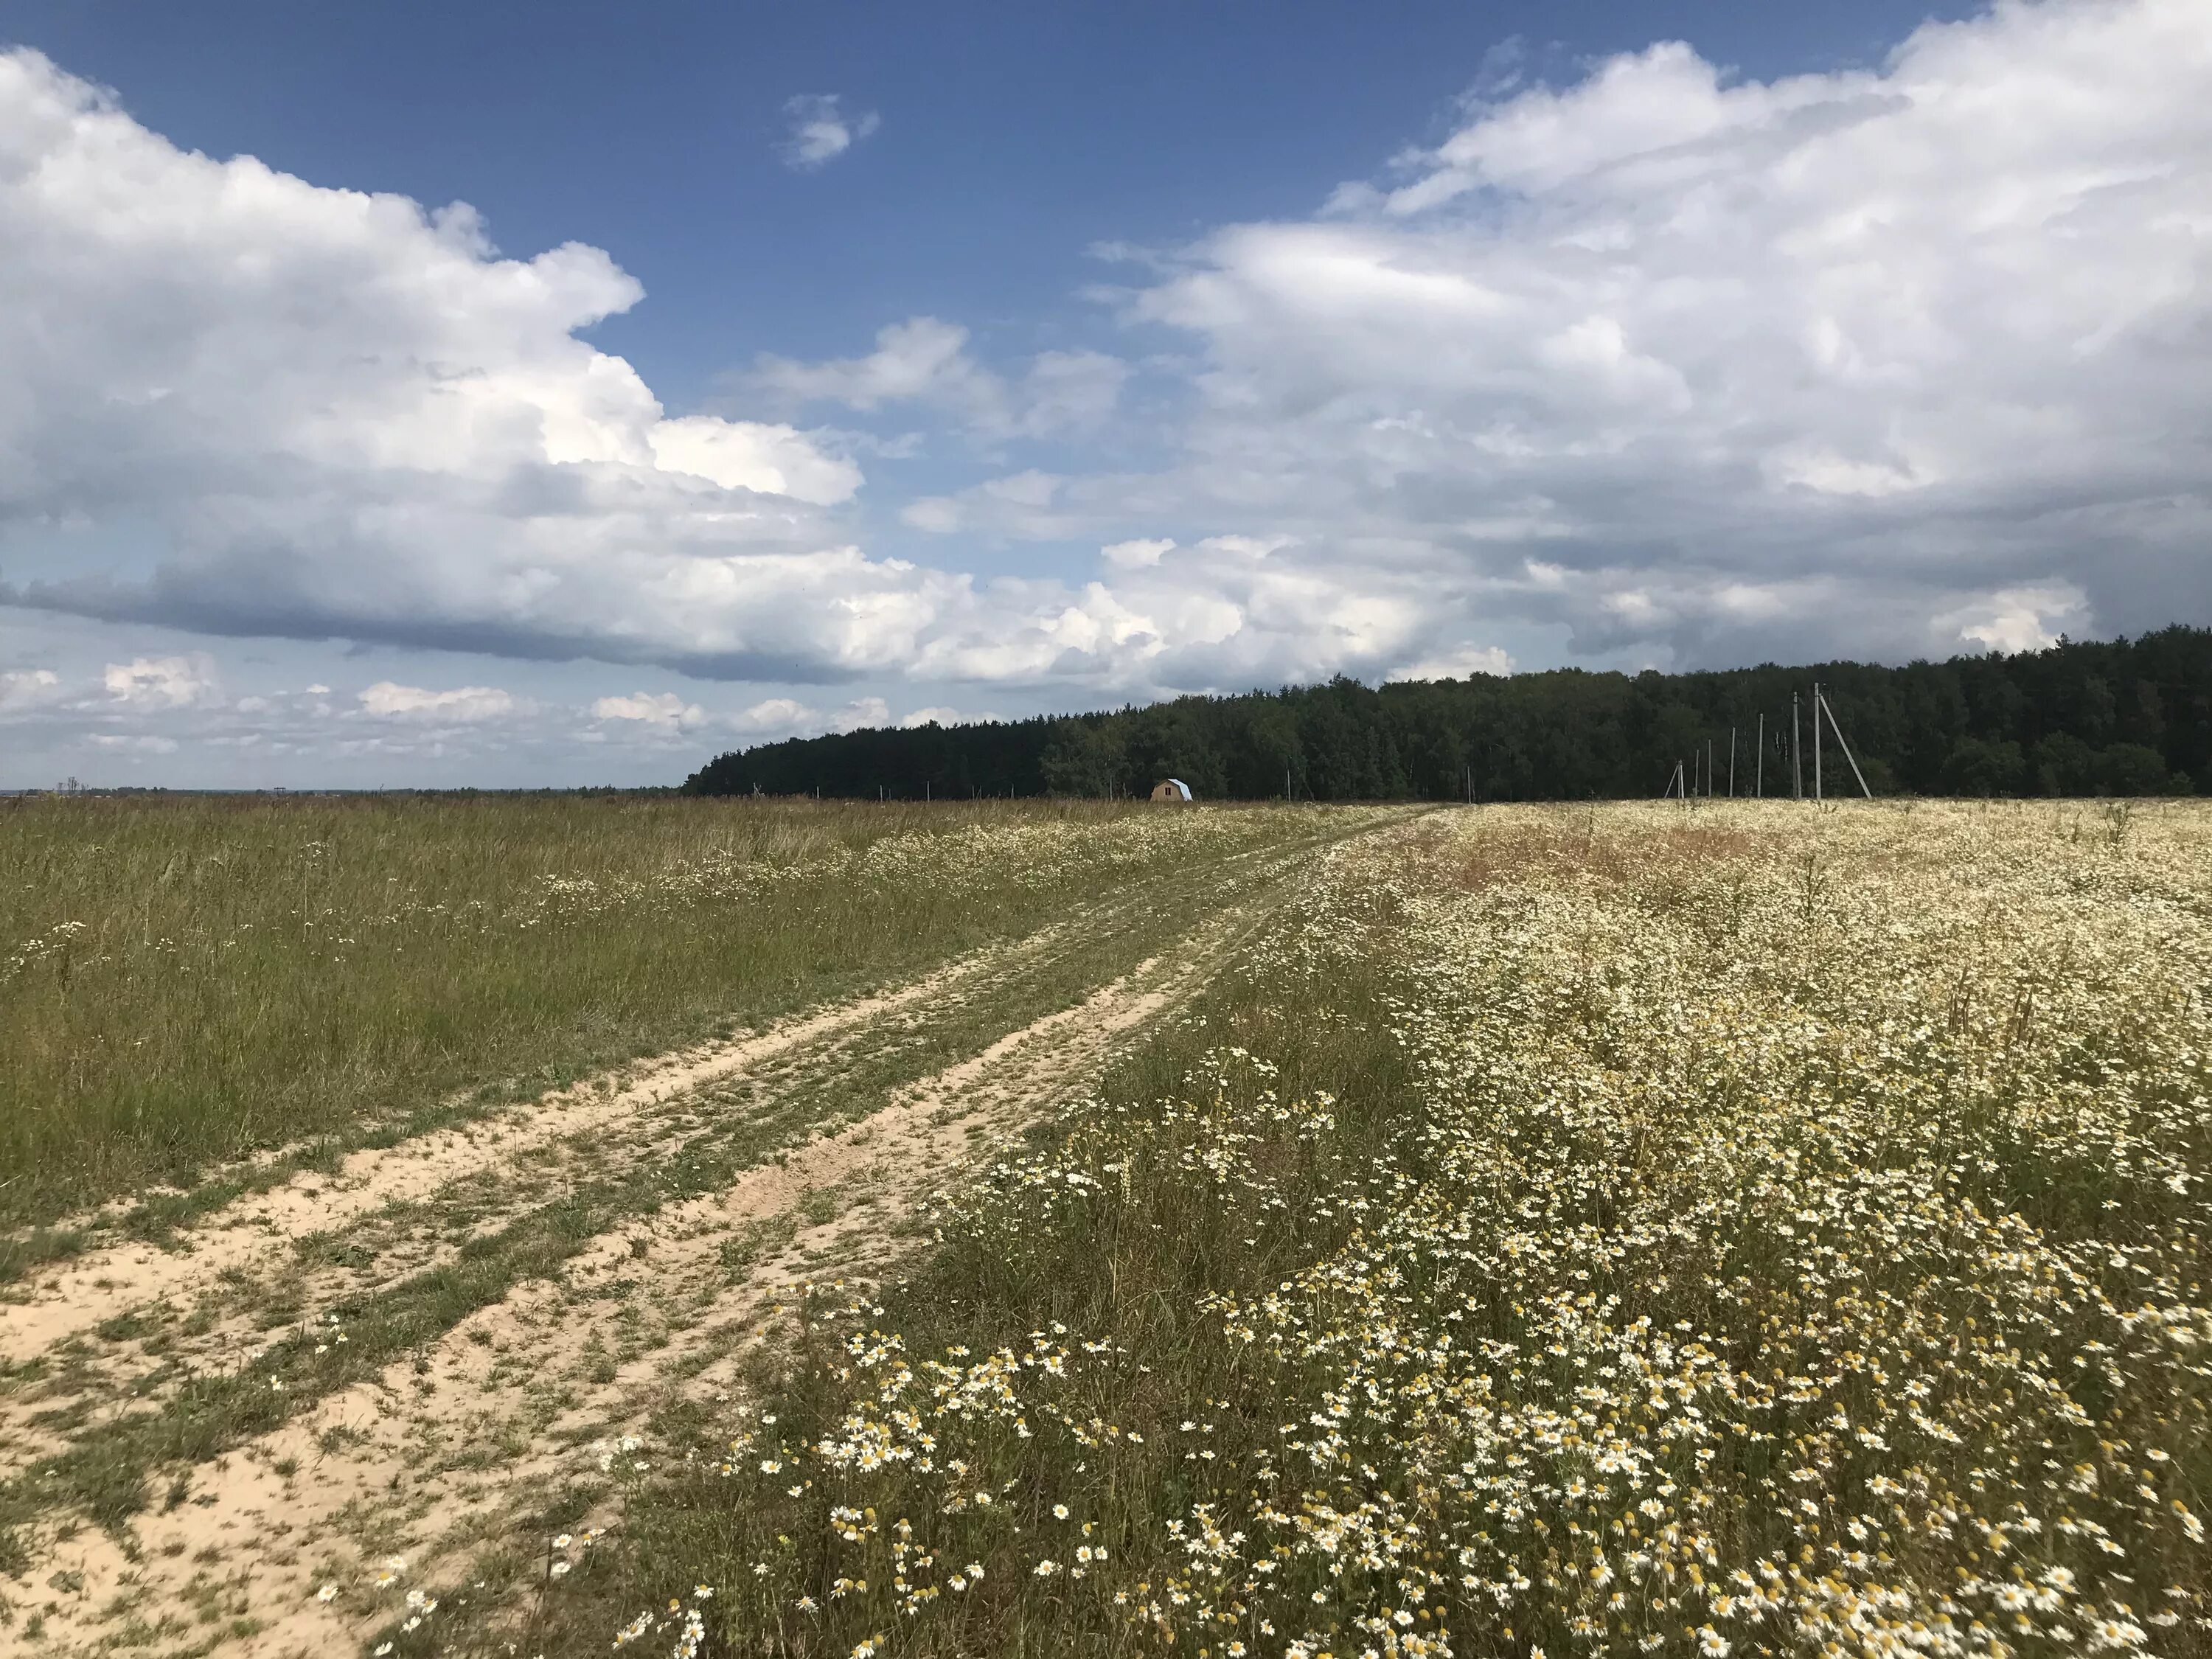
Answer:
[682, 627, 2212, 801]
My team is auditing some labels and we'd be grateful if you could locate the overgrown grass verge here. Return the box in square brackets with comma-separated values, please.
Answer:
[518, 801, 2209, 1659]
[1, 796, 1323, 1241]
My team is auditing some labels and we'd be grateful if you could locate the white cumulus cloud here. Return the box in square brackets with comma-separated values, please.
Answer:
[0, 48, 905, 684]
[1102, 538, 1175, 569]
[1389, 645, 1516, 682]
[1935, 584, 2090, 655]
[1101, 0, 2212, 667]
[751, 318, 1127, 440]
[754, 317, 980, 411]
[0, 668, 66, 713]
[88, 733, 179, 754]
[779, 94, 880, 170]
[724, 695, 891, 741]
[591, 691, 706, 728]
[103, 654, 218, 708]
[358, 682, 523, 723]
[645, 417, 860, 505]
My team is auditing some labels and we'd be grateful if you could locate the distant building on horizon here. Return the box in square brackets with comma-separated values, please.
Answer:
[1150, 778, 1193, 802]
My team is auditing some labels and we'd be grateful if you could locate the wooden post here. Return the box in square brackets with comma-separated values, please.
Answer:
[1728, 727, 1736, 797]
[1791, 695, 1803, 800]
[1756, 713, 1764, 798]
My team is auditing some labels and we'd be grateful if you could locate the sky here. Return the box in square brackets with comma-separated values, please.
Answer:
[1, 0, 2207, 788]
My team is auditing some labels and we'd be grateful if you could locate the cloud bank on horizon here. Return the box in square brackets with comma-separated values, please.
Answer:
[2, 0, 2210, 781]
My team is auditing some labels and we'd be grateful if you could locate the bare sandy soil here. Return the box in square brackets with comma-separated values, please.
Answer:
[2, 924, 1056, 1371]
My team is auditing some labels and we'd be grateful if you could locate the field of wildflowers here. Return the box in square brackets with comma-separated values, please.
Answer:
[0, 795, 1316, 1242]
[567, 801, 2211, 1659]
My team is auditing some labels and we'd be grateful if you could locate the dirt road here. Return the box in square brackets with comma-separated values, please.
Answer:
[0, 824, 1384, 1656]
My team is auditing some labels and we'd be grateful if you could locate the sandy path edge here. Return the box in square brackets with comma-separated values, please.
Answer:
[0, 925, 1067, 1367]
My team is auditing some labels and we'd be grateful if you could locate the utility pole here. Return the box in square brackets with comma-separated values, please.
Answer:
[1728, 728, 1736, 798]
[1756, 714, 1764, 798]
[1791, 695, 1804, 800]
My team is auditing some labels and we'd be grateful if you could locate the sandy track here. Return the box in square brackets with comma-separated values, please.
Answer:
[1, 866, 1291, 1658]
[0, 914, 1090, 1368]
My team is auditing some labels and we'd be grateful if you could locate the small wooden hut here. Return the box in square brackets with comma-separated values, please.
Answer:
[1150, 778, 1193, 802]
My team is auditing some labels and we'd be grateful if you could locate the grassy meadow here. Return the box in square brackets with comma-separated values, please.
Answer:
[513, 800, 2212, 1659]
[0, 793, 1320, 1248]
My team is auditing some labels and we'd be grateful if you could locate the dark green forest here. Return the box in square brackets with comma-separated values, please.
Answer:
[682, 627, 2212, 801]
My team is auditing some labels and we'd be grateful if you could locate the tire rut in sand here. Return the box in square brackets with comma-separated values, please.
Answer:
[0, 849, 1287, 1479]
[2, 922, 1054, 1368]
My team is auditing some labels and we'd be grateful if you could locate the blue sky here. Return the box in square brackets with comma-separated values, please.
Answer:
[1, 0, 2206, 786]
[10, 1, 1978, 398]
